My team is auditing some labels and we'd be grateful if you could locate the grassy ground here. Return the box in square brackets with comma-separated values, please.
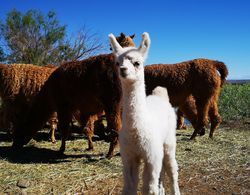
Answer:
[0, 121, 249, 195]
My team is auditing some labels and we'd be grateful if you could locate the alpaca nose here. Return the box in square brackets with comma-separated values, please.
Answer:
[120, 67, 128, 77]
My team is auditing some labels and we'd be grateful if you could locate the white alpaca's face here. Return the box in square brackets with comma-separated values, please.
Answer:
[116, 49, 144, 82]
[109, 32, 151, 83]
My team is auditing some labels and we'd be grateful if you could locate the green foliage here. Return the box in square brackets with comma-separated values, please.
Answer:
[219, 83, 250, 120]
[0, 9, 102, 65]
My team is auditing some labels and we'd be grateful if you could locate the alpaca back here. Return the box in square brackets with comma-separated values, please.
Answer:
[144, 59, 224, 106]
[45, 53, 121, 111]
[0, 64, 56, 100]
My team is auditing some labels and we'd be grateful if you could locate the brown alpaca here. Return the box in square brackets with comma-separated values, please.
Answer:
[0, 63, 57, 135]
[144, 58, 228, 139]
[12, 54, 123, 158]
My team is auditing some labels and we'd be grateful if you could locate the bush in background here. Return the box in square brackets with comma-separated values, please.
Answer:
[219, 83, 250, 121]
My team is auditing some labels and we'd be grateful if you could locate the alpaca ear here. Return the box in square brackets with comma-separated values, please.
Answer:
[109, 33, 123, 53]
[138, 32, 151, 58]
[130, 34, 135, 39]
[120, 32, 126, 38]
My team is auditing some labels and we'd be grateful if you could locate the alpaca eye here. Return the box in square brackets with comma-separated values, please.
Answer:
[133, 61, 140, 67]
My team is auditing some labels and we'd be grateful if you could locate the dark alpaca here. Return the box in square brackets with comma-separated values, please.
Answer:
[12, 54, 122, 158]
[51, 32, 136, 150]
[72, 33, 136, 150]
[144, 58, 228, 139]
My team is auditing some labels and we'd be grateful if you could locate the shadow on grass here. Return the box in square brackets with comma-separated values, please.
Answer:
[0, 128, 117, 165]
[0, 146, 79, 164]
[0, 128, 105, 143]
[176, 133, 192, 137]
[0, 145, 110, 164]
[176, 131, 193, 142]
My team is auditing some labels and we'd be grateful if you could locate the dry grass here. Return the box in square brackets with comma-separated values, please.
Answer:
[0, 121, 249, 194]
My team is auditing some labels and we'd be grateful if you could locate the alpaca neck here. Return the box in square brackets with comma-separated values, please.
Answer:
[122, 78, 148, 126]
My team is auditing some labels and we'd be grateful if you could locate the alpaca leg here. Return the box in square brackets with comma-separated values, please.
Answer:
[49, 125, 56, 143]
[105, 107, 122, 158]
[159, 166, 166, 195]
[121, 155, 140, 195]
[77, 112, 95, 150]
[180, 101, 206, 136]
[142, 151, 163, 195]
[179, 97, 198, 129]
[3, 103, 16, 135]
[142, 162, 162, 195]
[49, 112, 58, 143]
[49, 117, 57, 143]
[190, 98, 210, 140]
[208, 101, 221, 138]
[164, 145, 180, 195]
[83, 115, 96, 151]
[94, 115, 106, 140]
[57, 111, 71, 153]
[176, 109, 186, 130]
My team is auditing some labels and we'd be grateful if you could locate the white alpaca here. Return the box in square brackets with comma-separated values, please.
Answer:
[109, 32, 180, 195]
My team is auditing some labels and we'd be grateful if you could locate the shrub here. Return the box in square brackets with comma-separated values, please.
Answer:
[219, 83, 250, 120]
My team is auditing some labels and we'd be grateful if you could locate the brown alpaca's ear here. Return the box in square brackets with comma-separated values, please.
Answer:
[120, 32, 126, 38]
[130, 34, 135, 39]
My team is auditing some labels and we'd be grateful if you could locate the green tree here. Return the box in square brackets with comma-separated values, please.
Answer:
[0, 9, 103, 65]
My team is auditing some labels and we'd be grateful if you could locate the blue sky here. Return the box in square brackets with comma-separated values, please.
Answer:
[1, 0, 250, 79]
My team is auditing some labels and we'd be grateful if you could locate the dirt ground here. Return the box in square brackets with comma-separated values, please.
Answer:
[0, 121, 249, 194]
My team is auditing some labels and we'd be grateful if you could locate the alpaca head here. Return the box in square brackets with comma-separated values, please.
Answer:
[116, 32, 135, 48]
[110, 32, 135, 50]
[109, 32, 150, 83]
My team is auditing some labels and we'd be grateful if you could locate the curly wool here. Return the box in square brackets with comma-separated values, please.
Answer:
[0, 63, 56, 130]
[144, 58, 228, 138]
